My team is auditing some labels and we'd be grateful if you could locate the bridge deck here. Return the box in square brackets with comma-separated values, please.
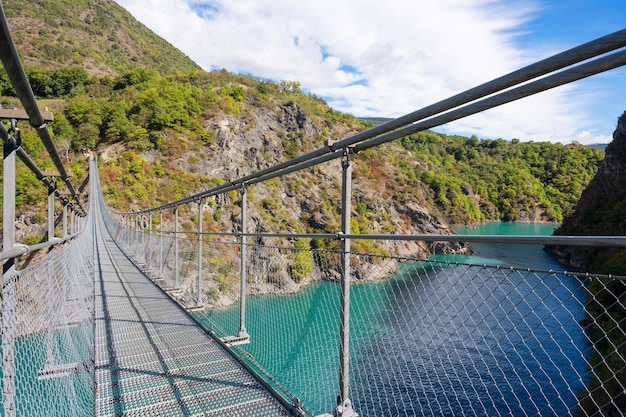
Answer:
[93, 212, 293, 416]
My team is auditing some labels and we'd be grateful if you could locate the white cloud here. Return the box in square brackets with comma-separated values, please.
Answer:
[115, 0, 613, 144]
[569, 131, 612, 145]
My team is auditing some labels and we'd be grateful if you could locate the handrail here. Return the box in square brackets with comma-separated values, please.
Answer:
[332, 29, 626, 149]
[0, 244, 29, 261]
[355, 49, 626, 152]
[0, 2, 84, 214]
[339, 233, 626, 246]
[0, 123, 73, 207]
[0, 232, 81, 263]
[143, 229, 626, 247]
[166, 41, 625, 201]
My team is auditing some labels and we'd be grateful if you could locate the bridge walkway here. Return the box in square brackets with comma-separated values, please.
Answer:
[93, 198, 294, 416]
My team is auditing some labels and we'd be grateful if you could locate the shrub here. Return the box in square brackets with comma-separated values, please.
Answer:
[291, 238, 313, 283]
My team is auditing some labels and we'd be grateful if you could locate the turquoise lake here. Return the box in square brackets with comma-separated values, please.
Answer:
[196, 222, 590, 416]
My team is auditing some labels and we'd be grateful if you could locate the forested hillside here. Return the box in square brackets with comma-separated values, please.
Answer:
[0, 0, 604, 248]
[549, 112, 626, 273]
[1, 66, 603, 251]
[398, 132, 603, 223]
[3, 0, 199, 75]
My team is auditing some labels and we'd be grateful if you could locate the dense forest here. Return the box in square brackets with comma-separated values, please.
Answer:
[398, 131, 602, 223]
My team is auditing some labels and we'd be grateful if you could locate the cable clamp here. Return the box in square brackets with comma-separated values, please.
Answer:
[341, 147, 351, 168]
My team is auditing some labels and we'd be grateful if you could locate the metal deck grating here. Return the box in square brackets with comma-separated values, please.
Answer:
[93, 215, 294, 416]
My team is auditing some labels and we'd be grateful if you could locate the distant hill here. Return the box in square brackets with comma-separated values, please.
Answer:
[2, 0, 200, 76]
[358, 117, 393, 126]
[588, 143, 609, 151]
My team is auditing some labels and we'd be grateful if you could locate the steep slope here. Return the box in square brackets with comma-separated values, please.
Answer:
[548, 111, 626, 273]
[3, 0, 199, 75]
[93, 71, 468, 262]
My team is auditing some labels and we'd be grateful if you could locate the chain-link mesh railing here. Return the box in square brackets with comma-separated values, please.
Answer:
[100, 211, 626, 417]
[1, 219, 94, 417]
[344, 256, 625, 417]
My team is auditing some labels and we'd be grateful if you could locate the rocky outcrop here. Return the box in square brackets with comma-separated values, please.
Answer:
[546, 111, 626, 273]
[179, 101, 465, 252]
[122, 100, 471, 307]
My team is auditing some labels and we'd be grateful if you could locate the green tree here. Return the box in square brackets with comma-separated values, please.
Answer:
[72, 123, 99, 151]
[291, 238, 313, 283]
[114, 67, 158, 89]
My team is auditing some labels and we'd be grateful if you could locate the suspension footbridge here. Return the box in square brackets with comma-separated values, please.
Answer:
[92, 176, 295, 416]
[1, 5, 625, 416]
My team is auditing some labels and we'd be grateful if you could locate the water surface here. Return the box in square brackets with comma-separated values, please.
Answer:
[198, 223, 590, 416]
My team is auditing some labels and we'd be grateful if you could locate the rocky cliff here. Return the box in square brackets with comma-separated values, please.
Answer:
[99, 96, 470, 306]
[547, 111, 626, 273]
[103, 99, 468, 259]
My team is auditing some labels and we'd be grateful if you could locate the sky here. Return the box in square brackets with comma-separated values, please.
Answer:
[115, 0, 626, 144]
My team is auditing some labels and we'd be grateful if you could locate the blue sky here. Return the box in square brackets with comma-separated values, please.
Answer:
[117, 0, 625, 144]
[512, 0, 626, 143]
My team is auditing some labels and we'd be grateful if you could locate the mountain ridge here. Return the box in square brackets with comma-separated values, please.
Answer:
[3, 0, 200, 75]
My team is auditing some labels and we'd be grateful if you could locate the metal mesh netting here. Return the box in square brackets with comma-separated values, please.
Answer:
[1, 221, 94, 417]
[104, 215, 626, 417]
[109, 222, 243, 310]
[344, 257, 625, 417]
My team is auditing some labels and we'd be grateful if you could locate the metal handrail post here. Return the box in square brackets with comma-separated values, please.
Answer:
[62, 202, 68, 238]
[137, 215, 141, 250]
[197, 200, 203, 307]
[141, 215, 146, 264]
[148, 212, 153, 270]
[2, 127, 18, 417]
[159, 210, 163, 278]
[239, 187, 249, 338]
[48, 184, 55, 241]
[44, 246, 55, 369]
[174, 206, 179, 289]
[336, 149, 358, 416]
[121, 214, 126, 248]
